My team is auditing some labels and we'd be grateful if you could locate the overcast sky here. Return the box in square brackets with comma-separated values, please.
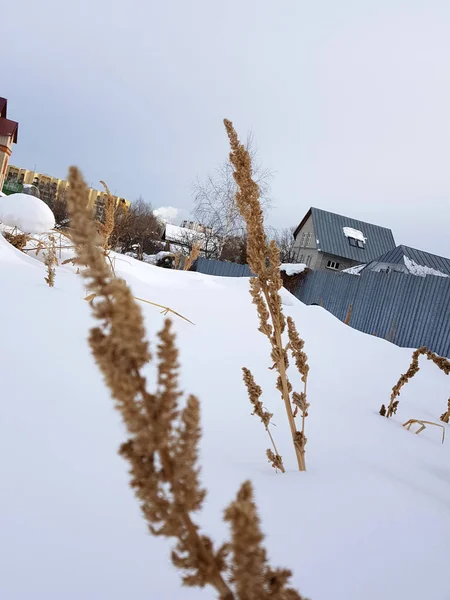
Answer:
[3, 0, 450, 256]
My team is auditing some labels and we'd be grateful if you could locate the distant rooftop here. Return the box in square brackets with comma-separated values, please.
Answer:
[0, 97, 18, 143]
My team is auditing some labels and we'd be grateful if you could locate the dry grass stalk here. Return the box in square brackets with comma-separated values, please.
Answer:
[174, 252, 182, 270]
[402, 418, 446, 444]
[225, 480, 304, 599]
[440, 399, 450, 424]
[3, 231, 29, 250]
[242, 368, 285, 473]
[83, 291, 195, 325]
[224, 119, 310, 472]
[97, 180, 115, 249]
[44, 235, 57, 287]
[67, 165, 306, 600]
[381, 346, 450, 418]
[184, 242, 201, 271]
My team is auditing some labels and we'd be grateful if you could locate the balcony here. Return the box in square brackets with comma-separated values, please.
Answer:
[2, 180, 23, 195]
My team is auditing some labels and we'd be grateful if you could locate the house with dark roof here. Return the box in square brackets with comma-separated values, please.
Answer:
[292, 207, 396, 271]
[353, 245, 450, 278]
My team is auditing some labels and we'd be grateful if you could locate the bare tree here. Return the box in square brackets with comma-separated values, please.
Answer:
[111, 197, 163, 256]
[192, 131, 272, 259]
[52, 189, 70, 229]
[220, 234, 248, 264]
[169, 226, 220, 259]
[269, 227, 298, 263]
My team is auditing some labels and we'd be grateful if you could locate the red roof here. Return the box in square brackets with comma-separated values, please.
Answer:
[0, 117, 18, 143]
[0, 98, 7, 119]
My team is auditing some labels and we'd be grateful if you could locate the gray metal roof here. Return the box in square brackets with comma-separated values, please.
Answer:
[364, 245, 450, 276]
[309, 207, 396, 263]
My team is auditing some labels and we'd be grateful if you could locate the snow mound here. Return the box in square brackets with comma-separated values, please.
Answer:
[1, 240, 450, 600]
[403, 255, 449, 278]
[0, 193, 55, 233]
[343, 226, 366, 242]
[280, 263, 306, 276]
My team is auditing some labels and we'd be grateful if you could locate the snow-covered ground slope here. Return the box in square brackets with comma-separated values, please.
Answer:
[1, 233, 449, 600]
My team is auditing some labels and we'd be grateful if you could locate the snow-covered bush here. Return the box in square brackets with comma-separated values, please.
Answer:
[0, 193, 55, 233]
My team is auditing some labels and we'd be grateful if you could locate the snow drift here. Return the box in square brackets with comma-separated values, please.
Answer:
[0, 233, 449, 600]
[0, 193, 55, 233]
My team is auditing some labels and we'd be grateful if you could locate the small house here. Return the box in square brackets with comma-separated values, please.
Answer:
[292, 207, 396, 271]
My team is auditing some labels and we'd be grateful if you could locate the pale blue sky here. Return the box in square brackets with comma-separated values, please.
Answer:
[3, 0, 450, 256]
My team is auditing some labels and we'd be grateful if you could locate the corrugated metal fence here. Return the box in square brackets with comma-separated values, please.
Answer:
[193, 257, 254, 277]
[193, 257, 450, 357]
[296, 270, 450, 358]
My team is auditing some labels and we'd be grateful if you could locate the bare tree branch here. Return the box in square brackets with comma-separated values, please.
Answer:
[192, 132, 273, 259]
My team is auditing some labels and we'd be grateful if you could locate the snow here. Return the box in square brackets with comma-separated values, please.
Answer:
[343, 226, 366, 242]
[142, 251, 174, 265]
[164, 222, 219, 253]
[342, 264, 366, 275]
[1, 236, 450, 600]
[0, 192, 55, 233]
[280, 263, 307, 276]
[403, 255, 449, 278]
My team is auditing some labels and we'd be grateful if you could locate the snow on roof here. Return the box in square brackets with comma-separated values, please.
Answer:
[403, 256, 449, 278]
[343, 227, 366, 243]
[164, 223, 219, 252]
[280, 263, 307, 276]
[342, 264, 366, 275]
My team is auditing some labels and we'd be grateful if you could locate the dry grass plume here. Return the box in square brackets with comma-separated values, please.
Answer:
[67, 165, 307, 600]
[3, 230, 29, 250]
[224, 119, 310, 472]
[97, 180, 115, 249]
[380, 346, 450, 418]
[440, 399, 450, 424]
[184, 241, 201, 271]
[44, 234, 57, 287]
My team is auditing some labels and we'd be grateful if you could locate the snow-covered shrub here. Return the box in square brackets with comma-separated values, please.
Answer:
[0, 193, 55, 233]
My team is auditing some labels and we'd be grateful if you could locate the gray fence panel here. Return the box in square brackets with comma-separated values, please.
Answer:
[296, 270, 450, 357]
[194, 257, 254, 278]
[194, 257, 450, 356]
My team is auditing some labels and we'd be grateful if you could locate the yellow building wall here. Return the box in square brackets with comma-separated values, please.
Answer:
[5, 165, 131, 210]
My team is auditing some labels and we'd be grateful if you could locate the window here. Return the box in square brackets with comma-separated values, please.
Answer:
[299, 254, 304, 263]
[348, 237, 365, 249]
[326, 260, 340, 270]
[306, 255, 312, 267]
[305, 232, 312, 247]
[299, 232, 307, 247]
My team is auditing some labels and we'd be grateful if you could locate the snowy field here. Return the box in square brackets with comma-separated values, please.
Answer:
[1, 230, 449, 600]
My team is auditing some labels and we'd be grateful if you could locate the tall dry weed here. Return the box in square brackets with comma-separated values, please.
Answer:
[44, 234, 57, 287]
[380, 346, 450, 418]
[67, 165, 307, 600]
[97, 180, 115, 249]
[224, 119, 310, 472]
[440, 399, 450, 424]
[184, 242, 201, 271]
